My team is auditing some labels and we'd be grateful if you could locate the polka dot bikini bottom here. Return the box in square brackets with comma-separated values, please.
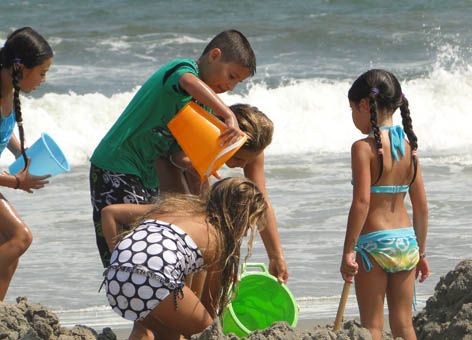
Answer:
[101, 219, 203, 321]
[103, 265, 184, 321]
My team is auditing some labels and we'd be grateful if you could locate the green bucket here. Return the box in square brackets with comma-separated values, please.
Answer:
[222, 263, 298, 337]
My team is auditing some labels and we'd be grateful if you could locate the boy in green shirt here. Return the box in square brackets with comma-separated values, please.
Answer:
[90, 29, 255, 269]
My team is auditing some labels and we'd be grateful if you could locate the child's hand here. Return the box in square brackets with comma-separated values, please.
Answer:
[219, 115, 245, 147]
[341, 251, 358, 283]
[16, 159, 50, 193]
[416, 257, 430, 283]
[269, 256, 289, 284]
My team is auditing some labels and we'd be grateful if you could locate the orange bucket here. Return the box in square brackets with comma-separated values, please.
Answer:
[168, 101, 247, 181]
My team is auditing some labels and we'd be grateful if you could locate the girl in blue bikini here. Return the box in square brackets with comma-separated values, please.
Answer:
[340, 69, 430, 340]
[0, 27, 53, 301]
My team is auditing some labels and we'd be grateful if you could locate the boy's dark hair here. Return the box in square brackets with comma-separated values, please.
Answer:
[202, 29, 256, 76]
[348, 69, 418, 184]
[0, 27, 53, 171]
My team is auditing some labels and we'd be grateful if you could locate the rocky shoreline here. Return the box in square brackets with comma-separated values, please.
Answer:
[2, 259, 471, 340]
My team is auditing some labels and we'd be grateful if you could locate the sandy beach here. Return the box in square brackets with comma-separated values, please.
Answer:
[2, 259, 471, 339]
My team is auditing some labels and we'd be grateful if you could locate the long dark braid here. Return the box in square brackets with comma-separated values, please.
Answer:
[368, 90, 384, 183]
[11, 61, 28, 170]
[400, 95, 418, 184]
[1, 27, 53, 172]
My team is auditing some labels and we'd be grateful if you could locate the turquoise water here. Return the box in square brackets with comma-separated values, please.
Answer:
[1, 0, 471, 329]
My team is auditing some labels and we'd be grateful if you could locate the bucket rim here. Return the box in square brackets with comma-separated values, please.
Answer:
[230, 272, 299, 328]
[224, 303, 251, 336]
[40, 133, 70, 172]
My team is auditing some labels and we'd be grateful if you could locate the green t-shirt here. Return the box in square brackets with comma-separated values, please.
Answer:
[90, 59, 199, 189]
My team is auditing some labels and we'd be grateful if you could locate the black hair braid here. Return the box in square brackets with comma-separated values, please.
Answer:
[399, 96, 418, 184]
[11, 64, 28, 171]
[369, 95, 384, 184]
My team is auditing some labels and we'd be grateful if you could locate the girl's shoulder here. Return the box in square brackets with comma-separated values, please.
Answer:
[351, 137, 375, 155]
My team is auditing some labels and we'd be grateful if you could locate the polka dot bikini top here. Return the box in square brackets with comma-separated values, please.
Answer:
[106, 219, 204, 287]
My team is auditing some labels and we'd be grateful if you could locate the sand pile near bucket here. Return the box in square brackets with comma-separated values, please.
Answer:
[191, 319, 397, 340]
[413, 259, 472, 339]
[2, 259, 471, 339]
[0, 297, 116, 340]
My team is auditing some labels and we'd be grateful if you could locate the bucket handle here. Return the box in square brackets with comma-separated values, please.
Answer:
[241, 263, 268, 275]
[204, 136, 246, 178]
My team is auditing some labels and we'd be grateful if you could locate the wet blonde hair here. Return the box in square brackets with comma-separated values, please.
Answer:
[138, 177, 267, 315]
[231, 104, 274, 153]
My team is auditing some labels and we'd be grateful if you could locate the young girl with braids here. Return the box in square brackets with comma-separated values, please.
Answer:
[0, 27, 53, 300]
[100, 177, 267, 339]
[340, 69, 430, 340]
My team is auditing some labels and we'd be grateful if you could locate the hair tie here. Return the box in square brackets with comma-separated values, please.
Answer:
[377, 148, 384, 155]
[371, 87, 380, 96]
[13, 57, 21, 64]
[412, 150, 417, 157]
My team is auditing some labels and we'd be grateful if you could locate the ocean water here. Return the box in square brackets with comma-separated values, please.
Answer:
[1, 0, 471, 330]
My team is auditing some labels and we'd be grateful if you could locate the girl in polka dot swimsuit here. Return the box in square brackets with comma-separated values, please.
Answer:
[100, 177, 267, 338]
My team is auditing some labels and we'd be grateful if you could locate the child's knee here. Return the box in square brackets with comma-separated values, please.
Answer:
[390, 318, 415, 336]
[14, 225, 33, 255]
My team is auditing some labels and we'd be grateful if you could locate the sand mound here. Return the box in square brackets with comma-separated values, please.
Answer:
[3, 259, 472, 339]
[413, 259, 472, 340]
[0, 297, 116, 340]
[191, 319, 396, 339]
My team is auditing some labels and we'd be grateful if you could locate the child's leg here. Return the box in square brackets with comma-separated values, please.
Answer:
[128, 321, 154, 340]
[386, 269, 417, 340]
[355, 254, 388, 340]
[0, 196, 33, 300]
[140, 286, 213, 339]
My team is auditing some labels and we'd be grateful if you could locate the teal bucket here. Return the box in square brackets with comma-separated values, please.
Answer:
[222, 263, 298, 337]
[9, 133, 70, 177]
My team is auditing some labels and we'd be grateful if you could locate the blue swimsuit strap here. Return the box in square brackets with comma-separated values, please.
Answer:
[371, 185, 409, 193]
[379, 125, 405, 161]
[370, 125, 409, 193]
[354, 245, 373, 272]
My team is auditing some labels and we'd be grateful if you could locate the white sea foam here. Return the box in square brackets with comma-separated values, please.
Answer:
[1, 65, 470, 168]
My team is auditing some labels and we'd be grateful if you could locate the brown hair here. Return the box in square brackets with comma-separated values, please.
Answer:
[231, 103, 274, 153]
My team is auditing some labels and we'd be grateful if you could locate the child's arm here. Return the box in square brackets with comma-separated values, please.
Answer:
[156, 151, 207, 195]
[155, 154, 191, 194]
[1, 161, 50, 193]
[7, 135, 22, 158]
[179, 73, 243, 145]
[101, 204, 153, 251]
[0, 173, 22, 189]
[341, 141, 371, 282]
[244, 152, 288, 283]
[409, 161, 430, 283]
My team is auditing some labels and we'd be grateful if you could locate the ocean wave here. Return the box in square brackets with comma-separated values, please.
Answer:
[1, 65, 470, 168]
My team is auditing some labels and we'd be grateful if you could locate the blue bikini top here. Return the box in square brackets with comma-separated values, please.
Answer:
[370, 125, 409, 194]
[0, 110, 16, 156]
